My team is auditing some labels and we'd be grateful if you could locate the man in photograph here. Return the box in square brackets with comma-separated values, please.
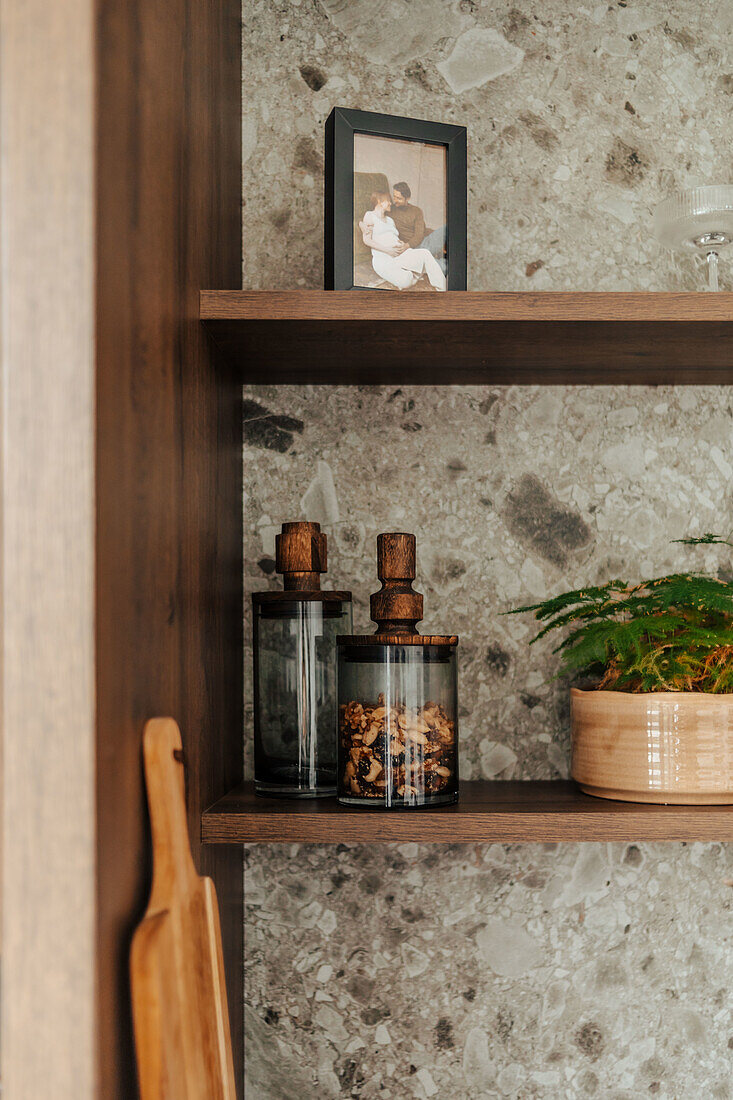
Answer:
[390, 182, 447, 274]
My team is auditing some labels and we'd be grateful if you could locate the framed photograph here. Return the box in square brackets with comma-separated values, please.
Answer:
[325, 107, 467, 292]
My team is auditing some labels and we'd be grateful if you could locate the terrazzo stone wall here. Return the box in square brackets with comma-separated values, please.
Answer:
[242, 4, 733, 1097]
[242, 0, 733, 292]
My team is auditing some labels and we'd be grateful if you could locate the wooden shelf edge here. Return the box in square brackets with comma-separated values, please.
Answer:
[201, 781, 733, 845]
[200, 289, 733, 323]
[200, 291, 733, 383]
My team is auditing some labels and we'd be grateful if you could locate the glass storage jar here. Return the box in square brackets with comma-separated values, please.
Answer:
[338, 533, 458, 808]
[253, 521, 352, 797]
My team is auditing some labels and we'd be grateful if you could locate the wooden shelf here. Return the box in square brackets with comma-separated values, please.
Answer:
[201, 290, 733, 385]
[201, 781, 733, 844]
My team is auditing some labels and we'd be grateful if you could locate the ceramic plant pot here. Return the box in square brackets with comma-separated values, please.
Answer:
[571, 688, 733, 804]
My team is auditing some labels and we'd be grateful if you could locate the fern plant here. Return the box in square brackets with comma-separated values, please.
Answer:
[508, 536, 733, 693]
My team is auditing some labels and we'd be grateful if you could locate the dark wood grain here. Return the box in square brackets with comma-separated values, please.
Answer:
[201, 291, 733, 384]
[202, 781, 733, 844]
[96, 1, 242, 1095]
[370, 532, 423, 635]
[340, 634, 460, 645]
[276, 520, 326, 590]
[253, 590, 352, 604]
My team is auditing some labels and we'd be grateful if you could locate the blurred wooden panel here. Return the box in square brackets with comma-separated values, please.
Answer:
[1, 0, 96, 1095]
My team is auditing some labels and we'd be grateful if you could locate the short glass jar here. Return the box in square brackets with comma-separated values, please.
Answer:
[253, 521, 352, 798]
[337, 641, 458, 807]
[337, 532, 459, 809]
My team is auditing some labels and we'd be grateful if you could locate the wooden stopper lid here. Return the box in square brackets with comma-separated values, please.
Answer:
[370, 532, 423, 635]
[275, 521, 327, 591]
[337, 532, 457, 646]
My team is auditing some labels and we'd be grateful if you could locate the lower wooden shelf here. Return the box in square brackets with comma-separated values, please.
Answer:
[201, 781, 733, 844]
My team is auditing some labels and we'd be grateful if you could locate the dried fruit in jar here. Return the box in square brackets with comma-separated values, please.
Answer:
[339, 694, 455, 800]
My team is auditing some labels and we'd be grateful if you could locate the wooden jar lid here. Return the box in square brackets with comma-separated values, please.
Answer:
[253, 590, 352, 605]
[338, 634, 459, 646]
[338, 532, 457, 647]
[253, 521, 351, 604]
[276, 521, 326, 590]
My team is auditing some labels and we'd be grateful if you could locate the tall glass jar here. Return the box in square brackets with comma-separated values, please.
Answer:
[337, 533, 458, 808]
[253, 522, 352, 798]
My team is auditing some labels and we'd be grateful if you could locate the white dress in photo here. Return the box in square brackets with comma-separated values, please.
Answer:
[364, 211, 446, 291]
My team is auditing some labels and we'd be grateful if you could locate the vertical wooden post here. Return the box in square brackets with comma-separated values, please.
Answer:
[95, 0, 243, 1094]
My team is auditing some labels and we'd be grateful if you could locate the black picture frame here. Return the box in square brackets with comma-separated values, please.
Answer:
[325, 106, 467, 291]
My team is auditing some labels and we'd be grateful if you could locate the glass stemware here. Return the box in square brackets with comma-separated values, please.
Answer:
[653, 185, 733, 291]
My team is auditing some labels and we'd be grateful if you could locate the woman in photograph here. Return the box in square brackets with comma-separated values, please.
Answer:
[360, 192, 446, 291]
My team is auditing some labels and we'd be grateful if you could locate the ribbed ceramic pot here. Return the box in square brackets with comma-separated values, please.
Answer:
[571, 688, 733, 804]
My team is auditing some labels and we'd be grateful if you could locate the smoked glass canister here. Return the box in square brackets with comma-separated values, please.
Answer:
[253, 522, 352, 797]
[338, 533, 458, 808]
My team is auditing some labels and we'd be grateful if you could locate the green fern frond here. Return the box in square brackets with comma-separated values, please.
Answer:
[672, 533, 733, 547]
[509, 536, 733, 693]
[505, 581, 629, 621]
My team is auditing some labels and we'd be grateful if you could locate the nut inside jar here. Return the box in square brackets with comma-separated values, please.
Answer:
[339, 693, 456, 802]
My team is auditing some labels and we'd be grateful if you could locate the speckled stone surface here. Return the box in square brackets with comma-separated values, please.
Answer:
[245, 840, 733, 1099]
[244, 385, 733, 786]
[242, 0, 733, 293]
[242, 388, 733, 1098]
[241, 3, 733, 1096]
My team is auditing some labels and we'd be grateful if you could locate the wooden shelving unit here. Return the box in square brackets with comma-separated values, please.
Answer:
[202, 781, 733, 844]
[201, 290, 733, 385]
[199, 288, 733, 847]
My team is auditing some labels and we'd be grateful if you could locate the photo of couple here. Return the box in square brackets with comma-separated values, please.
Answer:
[353, 133, 448, 291]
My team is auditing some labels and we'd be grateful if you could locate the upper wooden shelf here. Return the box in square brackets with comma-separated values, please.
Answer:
[200, 290, 733, 385]
[201, 780, 733, 844]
